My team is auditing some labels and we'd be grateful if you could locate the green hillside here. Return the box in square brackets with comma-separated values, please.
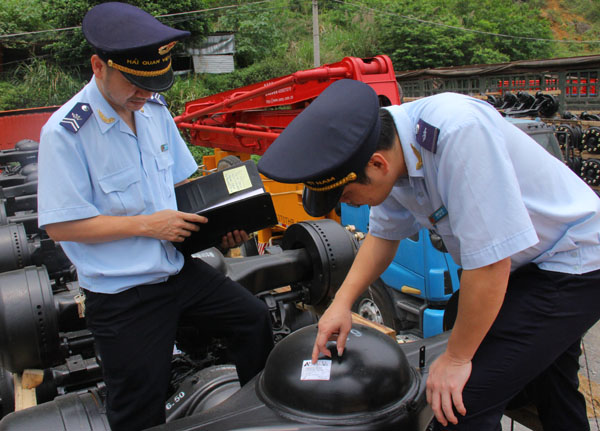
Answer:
[542, 0, 600, 57]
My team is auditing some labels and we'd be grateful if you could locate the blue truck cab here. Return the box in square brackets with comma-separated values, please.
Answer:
[342, 118, 563, 339]
[342, 207, 461, 339]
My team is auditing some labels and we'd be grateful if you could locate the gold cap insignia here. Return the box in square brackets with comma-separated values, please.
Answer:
[158, 41, 177, 56]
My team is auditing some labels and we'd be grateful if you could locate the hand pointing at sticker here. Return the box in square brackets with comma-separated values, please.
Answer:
[312, 300, 352, 363]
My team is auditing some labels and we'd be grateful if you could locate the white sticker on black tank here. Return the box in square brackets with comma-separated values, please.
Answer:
[301, 359, 331, 380]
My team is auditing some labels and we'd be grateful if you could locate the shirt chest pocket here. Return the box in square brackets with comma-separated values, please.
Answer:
[155, 152, 174, 199]
[98, 167, 145, 216]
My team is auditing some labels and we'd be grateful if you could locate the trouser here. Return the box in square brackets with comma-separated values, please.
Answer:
[433, 263, 600, 431]
[84, 256, 274, 431]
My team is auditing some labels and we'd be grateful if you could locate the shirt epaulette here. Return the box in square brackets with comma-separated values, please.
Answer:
[415, 119, 440, 153]
[60, 103, 93, 133]
[147, 93, 166, 106]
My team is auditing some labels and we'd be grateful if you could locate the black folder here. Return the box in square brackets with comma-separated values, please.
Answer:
[174, 161, 278, 255]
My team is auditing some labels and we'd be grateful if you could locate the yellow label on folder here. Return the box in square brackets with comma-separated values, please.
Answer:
[223, 165, 252, 194]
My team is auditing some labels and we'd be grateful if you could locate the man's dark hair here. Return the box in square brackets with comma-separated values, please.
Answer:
[355, 108, 398, 184]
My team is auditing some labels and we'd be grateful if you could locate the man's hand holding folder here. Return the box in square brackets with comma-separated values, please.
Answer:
[174, 161, 277, 255]
[220, 229, 250, 251]
[157, 209, 247, 251]
[141, 209, 207, 243]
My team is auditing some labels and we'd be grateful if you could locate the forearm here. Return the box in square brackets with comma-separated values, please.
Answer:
[446, 257, 511, 362]
[312, 233, 400, 361]
[45, 215, 147, 243]
[333, 233, 400, 308]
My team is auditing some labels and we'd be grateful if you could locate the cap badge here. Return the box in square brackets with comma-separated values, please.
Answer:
[98, 109, 115, 124]
[158, 41, 177, 55]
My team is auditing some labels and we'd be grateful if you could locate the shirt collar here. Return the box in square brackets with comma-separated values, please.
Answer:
[384, 106, 424, 179]
[137, 105, 152, 119]
[86, 76, 151, 133]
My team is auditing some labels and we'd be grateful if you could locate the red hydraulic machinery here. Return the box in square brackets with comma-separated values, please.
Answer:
[175, 55, 401, 250]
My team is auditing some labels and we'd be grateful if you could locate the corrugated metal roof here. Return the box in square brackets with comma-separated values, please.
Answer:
[396, 55, 600, 79]
[193, 55, 235, 74]
[188, 33, 235, 56]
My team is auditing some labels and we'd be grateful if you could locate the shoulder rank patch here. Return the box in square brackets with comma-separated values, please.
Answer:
[415, 119, 440, 153]
[60, 103, 93, 133]
[147, 93, 166, 106]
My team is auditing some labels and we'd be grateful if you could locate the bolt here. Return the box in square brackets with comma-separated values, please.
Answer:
[354, 232, 365, 241]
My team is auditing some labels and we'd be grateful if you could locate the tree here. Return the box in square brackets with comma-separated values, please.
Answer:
[0, 0, 50, 72]
[0, 0, 49, 47]
[374, 0, 553, 71]
[213, 0, 287, 68]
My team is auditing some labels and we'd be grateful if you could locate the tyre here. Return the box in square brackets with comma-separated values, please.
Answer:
[239, 236, 260, 257]
[0, 367, 14, 418]
[352, 281, 397, 330]
[216, 155, 242, 171]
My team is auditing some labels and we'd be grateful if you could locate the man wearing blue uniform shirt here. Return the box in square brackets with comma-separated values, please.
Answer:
[37, 3, 273, 430]
[258, 79, 600, 430]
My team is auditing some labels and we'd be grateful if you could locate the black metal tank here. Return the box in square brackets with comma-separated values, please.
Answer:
[256, 323, 421, 427]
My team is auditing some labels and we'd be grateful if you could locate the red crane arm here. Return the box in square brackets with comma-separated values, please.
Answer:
[176, 55, 400, 155]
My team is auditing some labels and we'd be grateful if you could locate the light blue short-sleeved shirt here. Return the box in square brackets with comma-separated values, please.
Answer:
[370, 93, 600, 274]
[37, 77, 198, 293]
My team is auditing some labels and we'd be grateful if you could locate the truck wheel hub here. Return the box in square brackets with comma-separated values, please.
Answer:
[357, 299, 384, 325]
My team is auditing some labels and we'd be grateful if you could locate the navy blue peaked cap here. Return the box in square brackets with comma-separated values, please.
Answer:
[258, 79, 381, 217]
[82, 2, 190, 92]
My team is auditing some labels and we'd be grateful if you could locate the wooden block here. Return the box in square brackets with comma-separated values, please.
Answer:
[13, 373, 37, 411]
[21, 369, 44, 390]
[351, 312, 396, 340]
[228, 247, 242, 258]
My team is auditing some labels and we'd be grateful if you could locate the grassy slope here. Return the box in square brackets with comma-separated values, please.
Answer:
[543, 0, 600, 57]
